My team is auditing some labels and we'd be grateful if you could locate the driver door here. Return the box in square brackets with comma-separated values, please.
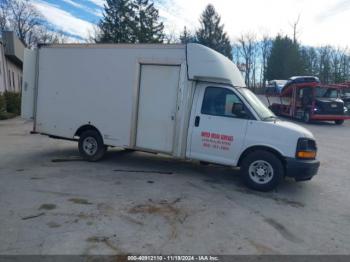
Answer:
[188, 85, 250, 166]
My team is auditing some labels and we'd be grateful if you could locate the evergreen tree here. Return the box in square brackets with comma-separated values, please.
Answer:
[180, 26, 196, 44]
[97, 0, 135, 43]
[134, 0, 164, 43]
[196, 4, 232, 60]
[265, 35, 305, 80]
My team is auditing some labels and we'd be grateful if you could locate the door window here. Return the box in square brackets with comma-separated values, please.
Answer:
[201, 87, 250, 119]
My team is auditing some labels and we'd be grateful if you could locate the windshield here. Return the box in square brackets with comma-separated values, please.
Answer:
[237, 88, 276, 120]
[315, 87, 339, 98]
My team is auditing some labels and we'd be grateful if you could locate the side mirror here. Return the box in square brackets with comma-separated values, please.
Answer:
[232, 103, 244, 116]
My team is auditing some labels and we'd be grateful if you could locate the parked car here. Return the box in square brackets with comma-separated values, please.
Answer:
[265, 80, 288, 95]
[21, 44, 320, 191]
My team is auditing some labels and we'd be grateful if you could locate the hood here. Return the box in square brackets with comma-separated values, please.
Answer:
[273, 120, 314, 139]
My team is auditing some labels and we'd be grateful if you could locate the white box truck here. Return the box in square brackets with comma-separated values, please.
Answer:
[21, 43, 320, 191]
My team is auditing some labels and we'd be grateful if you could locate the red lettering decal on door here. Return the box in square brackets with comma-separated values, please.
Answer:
[201, 132, 234, 151]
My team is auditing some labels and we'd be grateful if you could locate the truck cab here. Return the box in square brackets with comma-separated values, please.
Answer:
[268, 76, 350, 125]
[187, 82, 320, 191]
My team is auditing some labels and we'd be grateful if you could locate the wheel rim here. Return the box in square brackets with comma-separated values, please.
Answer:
[248, 160, 274, 184]
[82, 137, 98, 156]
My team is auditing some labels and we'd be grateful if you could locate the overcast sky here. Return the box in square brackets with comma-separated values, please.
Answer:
[32, 0, 350, 47]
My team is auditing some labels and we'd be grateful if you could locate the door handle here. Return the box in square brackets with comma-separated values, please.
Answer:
[195, 116, 200, 127]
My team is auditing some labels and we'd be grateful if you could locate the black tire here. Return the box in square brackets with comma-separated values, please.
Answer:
[78, 130, 107, 161]
[335, 120, 344, 125]
[240, 150, 284, 192]
[303, 111, 310, 123]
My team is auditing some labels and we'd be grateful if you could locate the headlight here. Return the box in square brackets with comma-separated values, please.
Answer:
[344, 107, 348, 113]
[296, 138, 317, 160]
[313, 106, 320, 113]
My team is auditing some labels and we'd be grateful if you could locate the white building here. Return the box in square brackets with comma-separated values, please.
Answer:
[0, 31, 25, 93]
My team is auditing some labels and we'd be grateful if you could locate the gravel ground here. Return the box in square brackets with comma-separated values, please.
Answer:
[0, 117, 349, 255]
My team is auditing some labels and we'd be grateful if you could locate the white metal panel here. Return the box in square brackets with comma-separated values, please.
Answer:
[21, 48, 37, 120]
[242, 120, 311, 159]
[187, 84, 248, 166]
[187, 44, 245, 87]
[136, 65, 180, 153]
[35, 46, 185, 147]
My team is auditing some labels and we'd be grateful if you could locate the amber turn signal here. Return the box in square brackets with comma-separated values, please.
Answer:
[297, 151, 316, 159]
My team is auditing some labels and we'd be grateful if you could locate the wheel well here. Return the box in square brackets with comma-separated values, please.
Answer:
[75, 125, 101, 138]
[237, 146, 286, 167]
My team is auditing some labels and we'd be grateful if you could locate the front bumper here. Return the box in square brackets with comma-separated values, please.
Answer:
[311, 114, 350, 121]
[285, 157, 320, 181]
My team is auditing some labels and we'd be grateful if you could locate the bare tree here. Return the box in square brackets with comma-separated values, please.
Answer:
[0, 0, 10, 32]
[290, 14, 301, 44]
[87, 24, 102, 43]
[0, 0, 67, 47]
[318, 46, 332, 83]
[164, 28, 179, 44]
[237, 33, 258, 88]
[259, 34, 272, 87]
[8, 0, 43, 46]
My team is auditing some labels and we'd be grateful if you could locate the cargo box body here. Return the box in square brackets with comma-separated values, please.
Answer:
[22, 43, 244, 158]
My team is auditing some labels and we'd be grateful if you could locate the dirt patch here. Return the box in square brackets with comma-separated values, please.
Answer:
[35, 190, 80, 197]
[264, 218, 301, 243]
[113, 169, 173, 175]
[30, 177, 44, 180]
[68, 198, 93, 205]
[234, 188, 305, 208]
[86, 236, 123, 254]
[97, 203, 114, 216]
[128, 198, 186, 239]
[51, 157, 83, 162]
[22, 212, 45, 220]
[39, 204, 57, 210]
[47, 221, 61, 228]
[249, 240, 278, 254]
[119, 214, 144, 226]
[203, 179, 222, 184]
[272, 197, 305, 208]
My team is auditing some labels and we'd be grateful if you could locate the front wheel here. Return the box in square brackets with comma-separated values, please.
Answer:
[78, 130, 107, 161]
[335, 120, 344, 125]
[240, 150, 284, 191]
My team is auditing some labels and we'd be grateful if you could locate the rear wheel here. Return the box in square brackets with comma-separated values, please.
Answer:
[78, 130, 107, 161]
[335, 120, 344, 125]
[240, 150, 284, 191]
